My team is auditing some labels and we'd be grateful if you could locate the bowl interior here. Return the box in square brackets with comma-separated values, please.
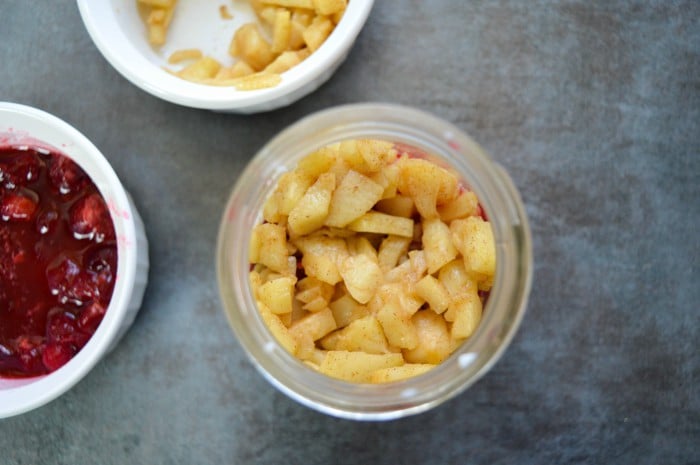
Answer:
[113, 0, 258, 68]
[0, 102, 138, 417]
[77, 0, 373, 110]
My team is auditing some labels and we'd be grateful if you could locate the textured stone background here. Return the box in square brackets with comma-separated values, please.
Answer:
[1, 1, 698, 464]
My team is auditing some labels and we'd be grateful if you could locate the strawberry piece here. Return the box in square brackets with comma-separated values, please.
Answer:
[69, 193, 115, 242]
[46, 308, 90, 349]
[48, 155, 87, 195]
[0, 192, 38, 221]
[15, 335, 46, 375]
[46, 254, 94, 305]
[42, 342, 74, 372]
[85, 246, 117, 304]
[46, 308, 78, 343]
[0, 152, 41, 187]
[77, 302, 107, 334]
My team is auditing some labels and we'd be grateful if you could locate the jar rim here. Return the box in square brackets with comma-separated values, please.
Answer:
[217, 103, 533, 420]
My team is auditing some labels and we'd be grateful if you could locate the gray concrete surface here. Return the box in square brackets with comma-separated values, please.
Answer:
[1, 1, 698, 464]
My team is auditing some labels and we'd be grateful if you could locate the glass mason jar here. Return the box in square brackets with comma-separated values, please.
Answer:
[216, 103, 532, 421]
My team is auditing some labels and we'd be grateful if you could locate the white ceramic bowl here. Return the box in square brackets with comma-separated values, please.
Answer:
[0, 102, 149, 418]
[77, 0, 374, 113]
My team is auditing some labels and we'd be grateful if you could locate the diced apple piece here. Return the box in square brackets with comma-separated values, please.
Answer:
[251, 223, 289, 274]
[356, 139, 393, 173]
[319, 351, 404, 382]
[450, 292, 482, 339]
[256, 266, 283, 283]
[370, 162, 400, 199]
[438, 259, 478, 300]
[302, 296, 328, 312]
[384, 258, 411, 283]
[271, 8, 291, 53]
[296, 276, 334, 304]
[377, 301, 418, 350]
[422, 218, 458, 274]
[289, 307, 337, 351]
[270, 170, 314, 217]
[347, 212, 414, 237]
[329, 293, 369, 327]
[177, 56, 221, 80]
[257, 276, 296, 314]
[325, 155, 351, 184]
[438, 190, 479, 222]
[319, 316, 391, 354]
[249, 225, 262, 264]
[265, 50, 302, 74]
[375, 195, 415, 218]
[262, 192, 283, 224]
[318, 329, 342, 350]
[288, 295, 306, 326]
[296, 146, 338, 179]
[346, 235, 378, 262]
[217, 61, 255, 79]
[290, 7, 313, 25]
[450, 216, 496, 278]
[313, 0, 346, 15]
[384, 251, 427, 287]
[408, 250, 428, 279]
[339, 254, 382, 304]
[298, 349, 327, 366]
[249, 270, 263, 296]
[367, 364, 435, 383]
[259, 303, 297, 354]
[331, 6, 345, 24]
[294, 334, 316, 360]
[372, 282, 424, 317]
[306, 226, 357, 240]
[338, 140, 367, 173]
[402, 310, 452, 364]
[397, 158, 459, 219]
[294, 236, 348, 284]
[325, 170, 384, 227]
[287, 18, 307, 50]
[302, 15, 333, 52]
[229, 23, 275, 71]
[377, 235, 411, 271]
[415, 274, 450, 314]
[295, 286, 323, 304]
[288, 172, 335, 236]
[255, 5, 277, 25]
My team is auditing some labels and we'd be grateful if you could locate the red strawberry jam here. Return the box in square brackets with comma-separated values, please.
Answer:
[0, 145, 117, 377]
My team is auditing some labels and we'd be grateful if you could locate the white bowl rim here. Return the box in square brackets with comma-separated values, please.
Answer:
[0, 102, 139, 418]
[76, 0, 374, 110]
